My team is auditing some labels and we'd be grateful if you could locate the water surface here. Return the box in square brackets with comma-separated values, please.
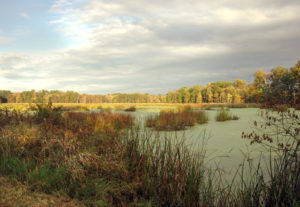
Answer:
[126, 108, 268, 174]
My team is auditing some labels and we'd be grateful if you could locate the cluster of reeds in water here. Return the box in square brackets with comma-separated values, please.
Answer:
[145, 106, 240, 131]
[216, 107, 239, 121]
[146, 106, 208, 130]
[0, 102, 299, 206]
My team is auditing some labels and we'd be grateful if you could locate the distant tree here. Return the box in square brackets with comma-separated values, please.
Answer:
[196, 92, 202, 103]
[254, 70, 269, 88]
[227, 93, 232, 103]
[233, 94, 241, 103]
[178, 87, 190, 103]
[220, 91, 226, 103]
[233, 79, 246, 90]
[290, 61, 300, 104]
[249, 70, 269, 103]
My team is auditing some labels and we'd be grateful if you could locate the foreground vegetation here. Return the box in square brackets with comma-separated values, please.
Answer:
[0, 101, 299, 206]
[0, 176, 82, 206]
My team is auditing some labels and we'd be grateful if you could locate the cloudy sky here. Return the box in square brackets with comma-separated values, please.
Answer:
[0, 0, 300, 94]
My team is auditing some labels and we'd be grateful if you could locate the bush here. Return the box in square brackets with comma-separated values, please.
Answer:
[31, 101, 63, 126]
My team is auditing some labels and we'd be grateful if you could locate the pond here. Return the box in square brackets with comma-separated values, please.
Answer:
[124, 108, 269, 176]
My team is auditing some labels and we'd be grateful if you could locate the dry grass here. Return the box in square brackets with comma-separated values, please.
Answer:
[0, 176, 83, 207]
[146, 106, 208, 130]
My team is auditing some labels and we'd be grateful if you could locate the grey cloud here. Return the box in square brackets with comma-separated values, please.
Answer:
[1, 0, 300, 94]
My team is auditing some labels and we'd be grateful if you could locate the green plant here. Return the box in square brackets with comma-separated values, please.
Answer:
[0, 156, 36, 181]
[28, 163, 68, 193]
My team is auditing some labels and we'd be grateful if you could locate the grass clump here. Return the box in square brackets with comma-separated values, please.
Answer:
[216, 108, 239, 121]
[146, 106, 208, 130]
[124, 106, 136, 112]
[196, 110, 208, 124]
[122, 130, 207, 206]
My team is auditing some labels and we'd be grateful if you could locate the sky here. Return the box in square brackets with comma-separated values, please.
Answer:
[0, 0, 300, 94]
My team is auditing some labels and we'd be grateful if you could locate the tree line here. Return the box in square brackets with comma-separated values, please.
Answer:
[1, 61, 299, 105]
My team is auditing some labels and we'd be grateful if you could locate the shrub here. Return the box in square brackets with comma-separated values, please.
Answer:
[242, 108, 300, 206]
[31, 101, 63, 126]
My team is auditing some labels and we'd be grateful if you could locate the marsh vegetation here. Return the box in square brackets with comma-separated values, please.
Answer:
[145, 106, 208, 131]
[215, 108, 239, 121]
[0, 101, 299, 206]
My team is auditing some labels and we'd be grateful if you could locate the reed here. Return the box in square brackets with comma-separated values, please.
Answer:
[216, 108, 239, 121]
[146, 107, 208, 131]
[196, 110, 209, 124]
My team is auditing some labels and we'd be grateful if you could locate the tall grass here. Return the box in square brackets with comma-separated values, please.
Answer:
[216, 108, 239, 121]
[123, 129, 207, 206]
[146, 106, 208, 131]
[196, 110, 209, 124]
